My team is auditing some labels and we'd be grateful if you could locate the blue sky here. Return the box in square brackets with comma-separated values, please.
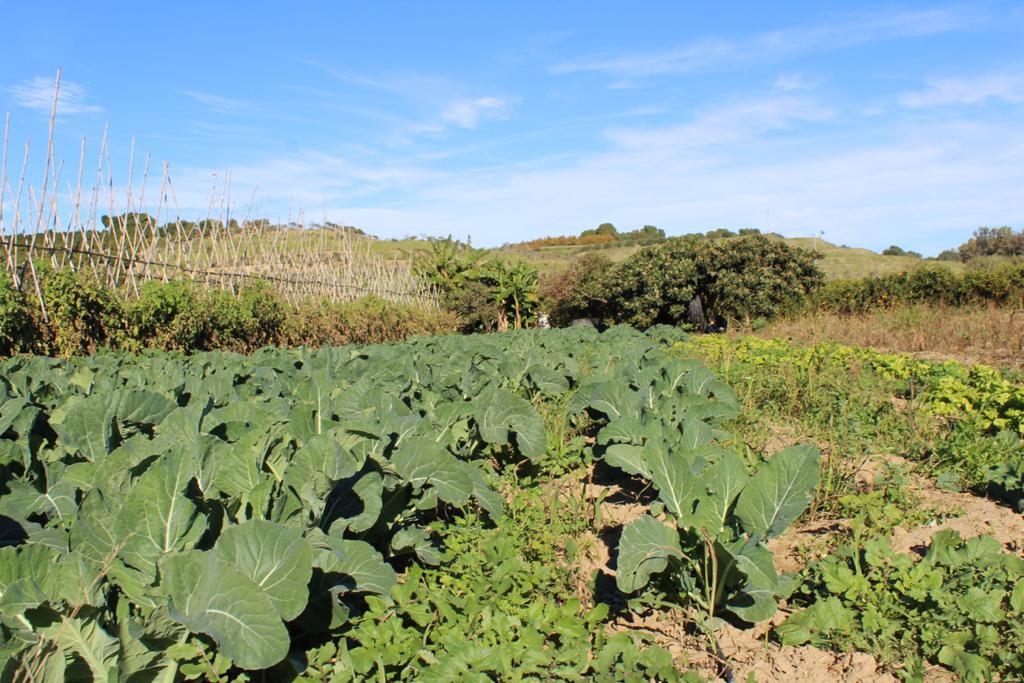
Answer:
[2, 2, 1023, 253]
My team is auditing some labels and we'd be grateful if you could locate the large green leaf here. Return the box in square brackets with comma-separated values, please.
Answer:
[475, 388, 546, 460]
[392, 437, 473, 506]
[604, 444, 651, 479]
[117, 456, 206, 581]
[70, 491, 118, 571]
[685, 451, 749, 535]
[161, 551, 288, 670]
[644, 447, 701, 519]
[526, 365, 570, 395]
[323, 471, 383, 533]
[50, 395, 114, 462]
[719, 540, 782, 623]
[115, 390, 177, 434]
[0, 545, 65, 622]
[735, 445, 820, 539]
[597, 417, 648, 446]
[615, 515, 682, 593]
[315, 537, 397, 596]
[214, 520, 313, 621]
[202, 430, 269, 499]
[584, 381, 642, 422]
[39, 612, 119, 683]
[293, 430, 362, 482]
[467, 463, 504, 520]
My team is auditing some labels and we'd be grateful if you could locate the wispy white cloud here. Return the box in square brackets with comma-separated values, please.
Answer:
[302, 59, 461, 104]
[180, 90, 250, 113]
[605, 96, 834, 150]
[773, 73, 817, 91]
[551, 7, 974, 79]
[900, 71, 1024, 107]
[439, 96, 510, 128]
[6, 76, 101, 114]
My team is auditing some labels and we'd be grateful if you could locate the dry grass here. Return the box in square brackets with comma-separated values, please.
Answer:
[751, 304, 1024, 371]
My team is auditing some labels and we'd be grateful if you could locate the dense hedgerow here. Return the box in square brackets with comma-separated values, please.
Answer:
[814, 261, 1024, 314]
[0, 270, 456, 358]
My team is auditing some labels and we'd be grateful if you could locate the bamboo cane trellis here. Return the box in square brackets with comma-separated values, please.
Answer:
[0, 72, 438, 320]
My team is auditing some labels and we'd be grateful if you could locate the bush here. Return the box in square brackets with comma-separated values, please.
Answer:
[126, 280, 286, 353]
[605, 238, 700, 328]
[0, 275, 38, 355]
[42, 269, 124, 357]
[281, 296, 457, 347]
[815, 262, 1024, 314]
[577, 233, 822, 328]
[442, 280, 501, 334]
[689, 233, 823, 323]
[539, 253, 615, 327]
[127, 280, 211, 351]
[206, 282, 286, 352]
[331, 296, 456, 344]
[882, 245, 922, 258]
[0, 270, 454, 359]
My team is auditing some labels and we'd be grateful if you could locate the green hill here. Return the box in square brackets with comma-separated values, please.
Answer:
[176, 225, 961, 282]
[492, 234, 962, 280]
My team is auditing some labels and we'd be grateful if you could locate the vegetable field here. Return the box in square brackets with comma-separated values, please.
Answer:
[1, 326, 1023, 681]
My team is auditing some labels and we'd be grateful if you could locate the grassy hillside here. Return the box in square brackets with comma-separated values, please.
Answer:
[495, 235, 963, 280]
[171, 225, 961, 282]
[782, 237, 964, 279]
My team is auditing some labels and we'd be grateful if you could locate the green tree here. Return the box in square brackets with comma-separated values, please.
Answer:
[604, 236, 701, 328]
[958, 226, 1024, 260]
[689, 234, 824, 323]
[547, 234, 823, 328]
[415, 236, 484, 294]
[480, 259, 539, 330]
[704, 228, 736, 239]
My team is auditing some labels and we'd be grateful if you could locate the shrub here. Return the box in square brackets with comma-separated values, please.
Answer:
[42, 269, 124, 357]
[814, 262, 1024, 314]
[0, 275, 38, 355]
[331, 295, 456, 344]
[0, 271, 456, 359]
[127, 280, 211, 351]
[442, 280, 501, 334]
[581, 233, 822, 328]
[690, 233, 823, 323]
[281, 296, 457, 347]
[540, 253, 615, 327]
[605, 238, 700, 328]
[206, 282, 286, 352]
[882, 245, 922, 258]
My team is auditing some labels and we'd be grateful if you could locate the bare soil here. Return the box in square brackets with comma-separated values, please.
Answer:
[566, 447, 1024, 680]
[614, 607, 900, 682]
[576, 462, 901, 681]
[893, 483, 1024, 557]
